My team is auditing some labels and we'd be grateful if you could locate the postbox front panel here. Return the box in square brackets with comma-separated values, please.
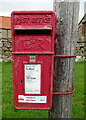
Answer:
[11, 11, 56, 110]
[13, 55, 53, 109]
[14, 32, 52, 53]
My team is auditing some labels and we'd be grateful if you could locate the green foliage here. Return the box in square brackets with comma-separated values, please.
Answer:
[1, 62, 85, 118]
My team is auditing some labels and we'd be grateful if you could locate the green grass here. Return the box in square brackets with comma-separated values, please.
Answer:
[72, 62, 85, 118]
[0, 62, 2, 118]
[1, 62, 85, 118]
[2, 62, 48, 118]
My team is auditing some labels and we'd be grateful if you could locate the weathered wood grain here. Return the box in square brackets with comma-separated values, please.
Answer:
[49, 1, 79, 118]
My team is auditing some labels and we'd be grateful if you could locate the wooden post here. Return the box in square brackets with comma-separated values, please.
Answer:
[49, 0, 79, 118]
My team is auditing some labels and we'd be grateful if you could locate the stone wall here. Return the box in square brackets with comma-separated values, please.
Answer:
[76, 36, 86, 61]
[0, 29, 12, 61]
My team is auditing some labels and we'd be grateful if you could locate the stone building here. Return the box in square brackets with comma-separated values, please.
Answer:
[0, 16, 12, 61]
[76, 14, 86, 61]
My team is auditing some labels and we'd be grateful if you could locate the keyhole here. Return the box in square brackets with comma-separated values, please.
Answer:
[20, 80, 22, 83]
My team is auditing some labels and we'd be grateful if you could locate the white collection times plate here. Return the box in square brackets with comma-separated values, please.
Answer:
[25, 64, 41, 94]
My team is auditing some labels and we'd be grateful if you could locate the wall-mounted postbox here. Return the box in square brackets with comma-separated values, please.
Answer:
[11, 11, 56, 110]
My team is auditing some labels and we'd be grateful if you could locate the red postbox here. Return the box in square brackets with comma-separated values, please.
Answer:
[11, 11, 56, 110]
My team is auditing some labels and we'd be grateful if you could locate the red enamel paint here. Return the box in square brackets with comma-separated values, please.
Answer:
[11, 11, 56, 110]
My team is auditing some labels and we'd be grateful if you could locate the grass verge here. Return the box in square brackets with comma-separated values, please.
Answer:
[1, 62, 85, 118]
